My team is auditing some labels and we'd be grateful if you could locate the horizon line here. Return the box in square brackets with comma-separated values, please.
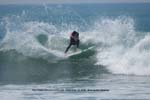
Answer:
[0, 2, 150, 5]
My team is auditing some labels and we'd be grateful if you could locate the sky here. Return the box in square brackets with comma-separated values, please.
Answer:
[0, 0, 150, 4]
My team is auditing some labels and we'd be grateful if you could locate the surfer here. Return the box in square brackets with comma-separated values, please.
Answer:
[65, 31, 80, 53]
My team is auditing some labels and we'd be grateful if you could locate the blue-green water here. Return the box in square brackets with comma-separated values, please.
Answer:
[0, 3, 150, 99]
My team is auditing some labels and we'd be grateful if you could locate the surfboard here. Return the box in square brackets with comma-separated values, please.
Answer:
[66, 46, 94, 57]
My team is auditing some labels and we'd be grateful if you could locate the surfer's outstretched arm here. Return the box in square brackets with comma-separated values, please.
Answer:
[65, 43, 72, 53]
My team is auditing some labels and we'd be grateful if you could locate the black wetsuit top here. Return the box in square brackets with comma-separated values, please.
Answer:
[65, 31, 79, 53]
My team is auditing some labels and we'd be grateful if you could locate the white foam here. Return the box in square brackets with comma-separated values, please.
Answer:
[1, 17, 65, 60]
[93, 17, 150, 76]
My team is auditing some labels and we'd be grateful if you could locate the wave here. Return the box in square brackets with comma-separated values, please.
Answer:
[0, 14, 150, 76]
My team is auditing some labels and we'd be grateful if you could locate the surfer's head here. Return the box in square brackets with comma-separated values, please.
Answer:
[72, 31, 79, 36]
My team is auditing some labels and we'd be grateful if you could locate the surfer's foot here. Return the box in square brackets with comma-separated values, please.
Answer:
[64, 53, 67, 56]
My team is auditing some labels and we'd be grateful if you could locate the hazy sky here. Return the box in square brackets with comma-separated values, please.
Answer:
[0, 0, 150, 4]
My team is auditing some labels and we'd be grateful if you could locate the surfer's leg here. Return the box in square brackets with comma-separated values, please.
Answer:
[76, 40, 79, 48]
[65, 43, 72, 53]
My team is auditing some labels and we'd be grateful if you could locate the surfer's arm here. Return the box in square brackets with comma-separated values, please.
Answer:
[77, 40, 79, 48]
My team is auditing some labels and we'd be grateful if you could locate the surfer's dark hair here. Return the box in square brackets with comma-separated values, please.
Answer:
[72, 31, 79, 36]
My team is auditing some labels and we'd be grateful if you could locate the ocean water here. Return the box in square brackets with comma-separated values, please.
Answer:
[0, 3, 150, 99]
